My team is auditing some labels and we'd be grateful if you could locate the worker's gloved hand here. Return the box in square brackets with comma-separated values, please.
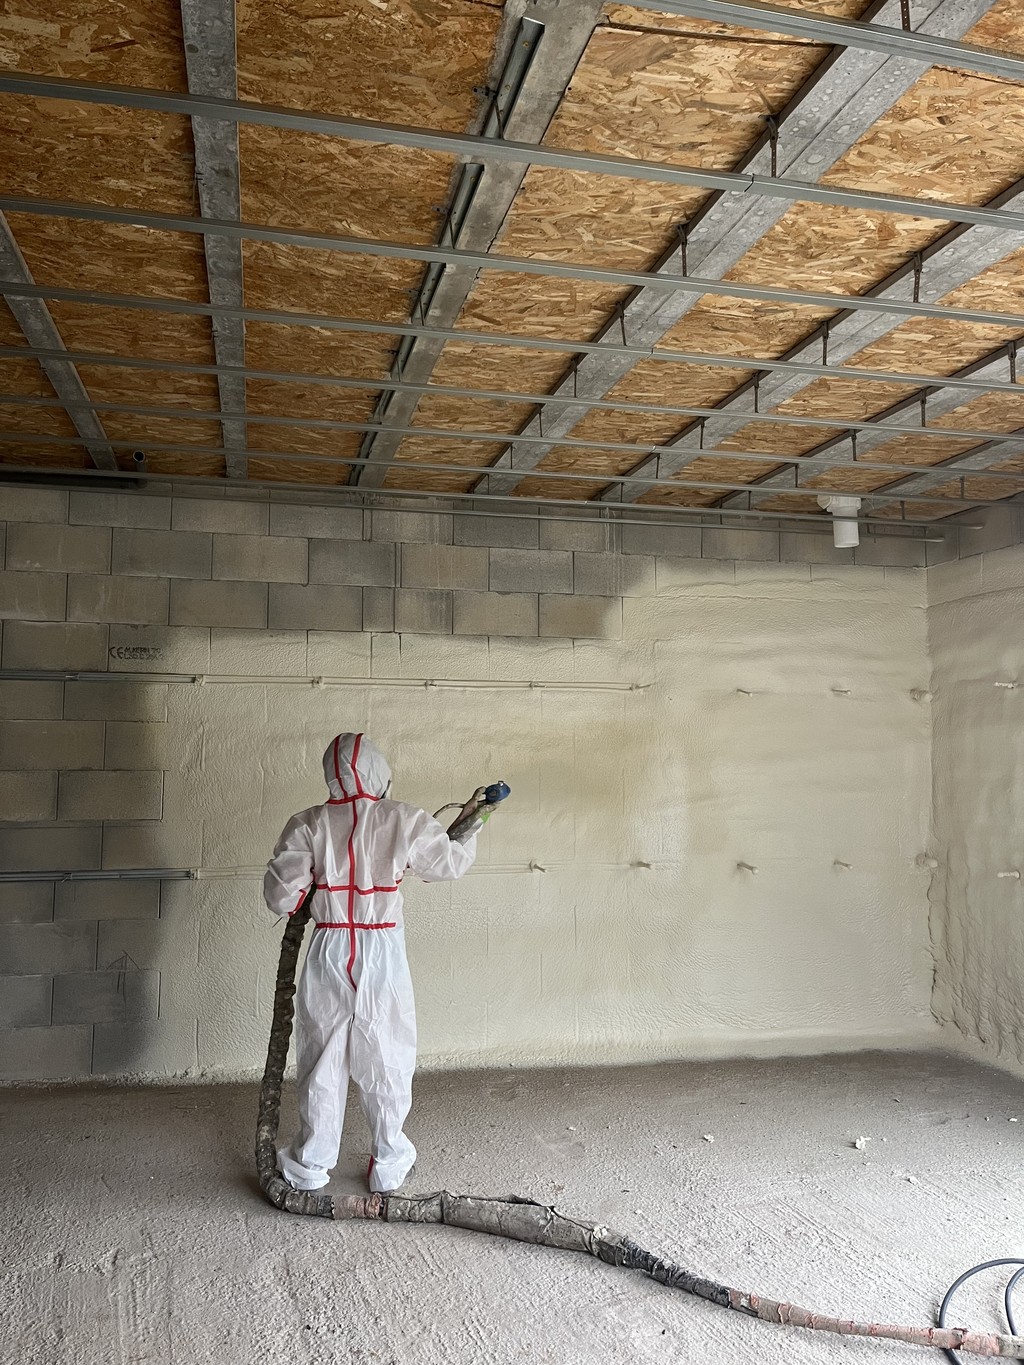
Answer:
[452, 815, 486, 844]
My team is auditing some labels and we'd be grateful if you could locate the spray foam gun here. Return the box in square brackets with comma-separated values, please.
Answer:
[436, 781, 511, 842]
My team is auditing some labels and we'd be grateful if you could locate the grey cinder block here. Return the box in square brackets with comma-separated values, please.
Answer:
[394, 589, 453, 635]
[269, 503, 362, 540]
[854, 535, 927, 568]
[371, 510, 453, 545]
[489, 548, 572, 595]
[58, 770, 163, 822]
[0, 770, 57, 821]
[401, 544, 488, 591]
[63, 681, 167, 722]
[0, 487, 69, 524]
[212, 533, 308, 584]
[362, 587, 394, 633]
[112, 529, 212, 579]
[92, 1019, 198, 1077]
[0, 680, 63, 720]
[6, 522, 110, 573]
[0, 825, 102, 874]
[0, 883, 54, 924]
[0, 720, 104, 771]
[56, 880, 160, 921]
[70, 492, 170, 530]
[540, 517, 617, 553]
[0, 572, 67, 621]
[309, 539, 396, 587]
[169, 580, 268, 629]
[107, 626, 210, 674]
[68, 575, 169, 625]
[621, 522, 701, 558]
[572, 552, 654, 597]
[702, 526, 780, 563]
[1, 621, 108, 671]
[0, 921, 98, 975]
[52, 968, 159, 1025]
[268, 583, 362, 632]
[452, 591, 538, 637]
[0, 975, 52, 1027]
[0, 1025, 93, 1081]
[172, 498, 269, 534]
[454, 512, 539, 549]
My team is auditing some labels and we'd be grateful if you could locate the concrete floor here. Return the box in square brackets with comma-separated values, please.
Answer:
[2, 1050, 1022, 1364]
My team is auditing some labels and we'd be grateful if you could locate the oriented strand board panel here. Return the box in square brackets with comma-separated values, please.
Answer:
[244, 324, 399, 382]
[642, 13, 1024, 507]
[386, 391, 535, 492]
[0, 393, 78, 439]
[431, 4, 870, 469]
[0, 438, 90, 469]
[0, 0, 222, 472]
[235, 0, 506, 484]
[0, 0, 189, 86]
[236, 0, 503, 127]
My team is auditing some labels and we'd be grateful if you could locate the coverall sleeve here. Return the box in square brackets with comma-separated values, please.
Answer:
[263, 813, 315, 919]
[406, 809, 477, 882]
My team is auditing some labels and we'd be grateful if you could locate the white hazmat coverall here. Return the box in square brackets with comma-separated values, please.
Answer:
[263, 733, 477, 1193]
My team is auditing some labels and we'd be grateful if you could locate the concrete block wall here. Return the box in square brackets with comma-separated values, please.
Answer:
[0, 484, 936, 1081]
[926, 517, 1024, 1069]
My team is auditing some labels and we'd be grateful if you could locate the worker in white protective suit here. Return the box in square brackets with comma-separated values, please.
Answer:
[263, 733, 479, 1194]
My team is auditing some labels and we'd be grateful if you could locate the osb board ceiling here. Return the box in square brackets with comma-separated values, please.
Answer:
[1, 0, 1024, 516]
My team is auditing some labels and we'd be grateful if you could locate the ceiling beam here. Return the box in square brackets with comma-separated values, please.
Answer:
[0, 215, 116, 471]
[181, 0, 247, 480]
[0, 429, 970, 527]
[481, 0, 998, 497]
[10, 385, 1024, 450]
[5, 283, 1024, 400]
[624, 0, 1024, 82]
[350, 0, 605, 490]
[725, 341, 1024, 509]
[5, 194, 1024, 332]
[8, 424, 1024, 488]
[616, 164, 1024, 505]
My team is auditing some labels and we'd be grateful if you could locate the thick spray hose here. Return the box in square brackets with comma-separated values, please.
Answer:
[254, 858, 1024, 1356]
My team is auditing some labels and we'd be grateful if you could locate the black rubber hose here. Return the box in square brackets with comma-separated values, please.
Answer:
[938, 1259, 1024, 1365]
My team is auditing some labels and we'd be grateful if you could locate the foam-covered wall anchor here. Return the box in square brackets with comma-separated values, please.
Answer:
[910, 689, 933, 703]
[192, 674, 207, 687]
[997, 870, 1021, 880]
[994, 681, 1018, 690]
[916, 854, 940, 870]
[311, 676, 326, 689]
[736, 861, 758, 874]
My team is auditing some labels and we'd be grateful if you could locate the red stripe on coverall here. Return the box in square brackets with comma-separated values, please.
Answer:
[344, 734, 364, 988]
[315, 922, 396, 930]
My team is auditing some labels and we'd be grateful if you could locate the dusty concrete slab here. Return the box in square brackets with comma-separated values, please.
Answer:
[2, 1050, 1022, 1363]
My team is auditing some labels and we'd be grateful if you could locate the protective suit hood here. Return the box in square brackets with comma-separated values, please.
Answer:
[322, 733, 392, 801]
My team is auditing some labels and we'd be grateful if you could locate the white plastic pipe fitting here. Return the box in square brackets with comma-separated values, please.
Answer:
[817, 494, 862, 548]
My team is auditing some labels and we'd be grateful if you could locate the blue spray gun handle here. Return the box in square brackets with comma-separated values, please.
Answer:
[446, 781, 511, 841]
